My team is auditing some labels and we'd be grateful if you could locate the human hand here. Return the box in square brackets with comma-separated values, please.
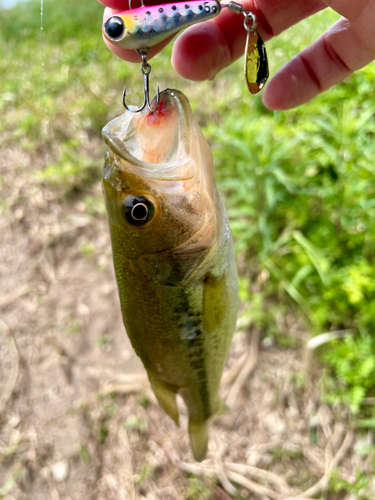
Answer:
[97, 0, 375, 110]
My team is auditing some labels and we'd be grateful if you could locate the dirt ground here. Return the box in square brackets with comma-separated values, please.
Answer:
[0, 145, 372, 500]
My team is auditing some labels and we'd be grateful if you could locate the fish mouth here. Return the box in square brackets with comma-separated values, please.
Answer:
[102, 89, 196, 181]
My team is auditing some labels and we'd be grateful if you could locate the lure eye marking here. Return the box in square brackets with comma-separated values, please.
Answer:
[105, 16, 125, 41]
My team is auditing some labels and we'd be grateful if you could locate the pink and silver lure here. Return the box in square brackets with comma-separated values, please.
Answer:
[103, 0, 222, 50]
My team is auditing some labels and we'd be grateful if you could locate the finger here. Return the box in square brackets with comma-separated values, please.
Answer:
[172, 0, 325, 80]
[97, 0, 128, 7]
[98, 0, 183, 9]
[172, 20, 230, 81]
[103, 36, 176, 62]
[323, 0, 369, 21]
[263, 10, 375, 109]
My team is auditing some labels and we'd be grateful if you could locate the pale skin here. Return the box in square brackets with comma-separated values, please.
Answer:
[97, 0, 375, 110]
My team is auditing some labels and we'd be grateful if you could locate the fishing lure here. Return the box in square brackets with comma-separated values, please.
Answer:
[102, 0, 269, 111]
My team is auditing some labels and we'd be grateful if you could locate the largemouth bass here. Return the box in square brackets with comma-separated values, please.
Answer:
[102, 89, 238, 461]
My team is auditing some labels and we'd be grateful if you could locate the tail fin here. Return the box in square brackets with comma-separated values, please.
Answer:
[186, 397, 227, 461]
[188, 419, 209, 462]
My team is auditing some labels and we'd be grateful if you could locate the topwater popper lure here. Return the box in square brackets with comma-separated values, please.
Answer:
[102, 0, 269, 111]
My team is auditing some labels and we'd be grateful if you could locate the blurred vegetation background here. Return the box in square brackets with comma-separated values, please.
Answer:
[1, 0, 375, 488]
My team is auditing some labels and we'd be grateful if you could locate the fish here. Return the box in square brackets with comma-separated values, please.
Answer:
[103, 0, 222, 51]
[102, 89, 238, 461]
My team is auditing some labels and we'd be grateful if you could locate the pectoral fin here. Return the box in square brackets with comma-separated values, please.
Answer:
[147, 371, 179, 425]
[202, 273, 227, 333]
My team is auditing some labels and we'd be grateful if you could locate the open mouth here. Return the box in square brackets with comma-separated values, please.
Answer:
[102, 89, 196, 180]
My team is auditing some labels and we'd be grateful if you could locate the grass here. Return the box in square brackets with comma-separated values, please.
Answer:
[2, 0, 375, 491]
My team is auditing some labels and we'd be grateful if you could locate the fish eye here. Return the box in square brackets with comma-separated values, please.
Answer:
[122, 195, 155, 227]
[104, 16, 125, 41]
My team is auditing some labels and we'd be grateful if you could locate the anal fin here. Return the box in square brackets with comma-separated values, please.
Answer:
[147, 371, 179, 426]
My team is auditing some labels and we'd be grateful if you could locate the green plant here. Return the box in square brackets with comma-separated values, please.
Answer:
[329, 468, 372, 499]
[123, 416, 148, 434]
[321, 332, 375, 413]
[185, 477, 212, 500]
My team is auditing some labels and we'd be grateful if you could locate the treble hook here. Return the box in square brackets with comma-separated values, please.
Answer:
[123, 50, 160, 113]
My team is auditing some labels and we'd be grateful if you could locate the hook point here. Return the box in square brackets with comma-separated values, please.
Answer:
[148, 85, 160, 113]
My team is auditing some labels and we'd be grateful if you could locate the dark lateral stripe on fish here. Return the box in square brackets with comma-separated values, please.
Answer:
[175, 287, 212, 421]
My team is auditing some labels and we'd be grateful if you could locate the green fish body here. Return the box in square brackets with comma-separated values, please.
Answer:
[102, 89, 238, 460]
